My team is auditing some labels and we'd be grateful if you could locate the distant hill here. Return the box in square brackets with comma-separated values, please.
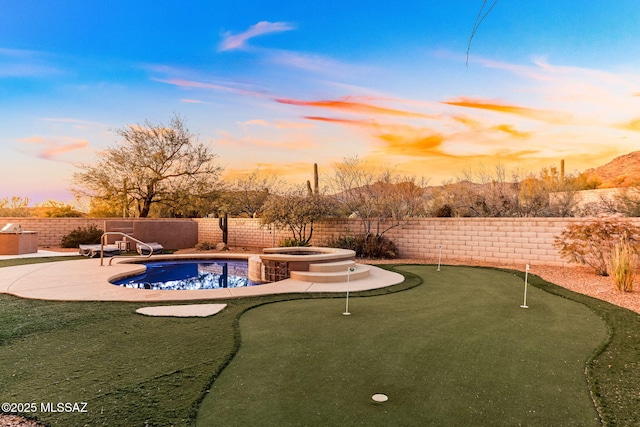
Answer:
[584, 151, 640, 188]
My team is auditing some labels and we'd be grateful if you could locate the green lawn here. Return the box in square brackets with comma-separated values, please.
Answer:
[0, 261, 639, 426]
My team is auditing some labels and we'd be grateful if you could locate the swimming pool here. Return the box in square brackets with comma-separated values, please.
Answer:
[111, 259, 262, 290]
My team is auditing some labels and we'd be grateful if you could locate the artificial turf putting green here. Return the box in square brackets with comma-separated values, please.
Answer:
[1, 263, 639, 426]
[197, 265, 607, 426]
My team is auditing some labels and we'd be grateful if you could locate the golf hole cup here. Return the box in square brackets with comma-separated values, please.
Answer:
[372, 393, 388, 403]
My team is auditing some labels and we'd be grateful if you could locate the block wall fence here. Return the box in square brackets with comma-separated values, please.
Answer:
[199, 217, 640, 267]
[5, 217, 640, 267]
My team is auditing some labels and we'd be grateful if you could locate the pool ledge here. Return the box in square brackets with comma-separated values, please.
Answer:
[0, 255, 404, 302]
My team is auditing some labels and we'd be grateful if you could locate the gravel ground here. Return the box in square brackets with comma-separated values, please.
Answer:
[3, 252, 638, 426]
[0, 414, 44, 427]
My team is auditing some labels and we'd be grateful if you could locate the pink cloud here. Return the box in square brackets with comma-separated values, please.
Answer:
[219, 21, 295, 51]
[18, 136, 89, 160]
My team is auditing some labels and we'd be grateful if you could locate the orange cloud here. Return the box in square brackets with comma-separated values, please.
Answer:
[19, 136, 89, 160]
[443, 97, 571, 124]
[491, 124, 531, 138]
[276, 97, 436, 119]
[304, 116, 447, 157]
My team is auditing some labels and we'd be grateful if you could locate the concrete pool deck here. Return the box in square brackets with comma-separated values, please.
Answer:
[0, 254, 405, 302]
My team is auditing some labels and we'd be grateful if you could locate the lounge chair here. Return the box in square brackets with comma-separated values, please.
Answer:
[136, 242, 164, 255]
[78, 244, 121, 258]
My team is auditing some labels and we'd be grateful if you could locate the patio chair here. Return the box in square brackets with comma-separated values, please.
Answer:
[78, 244, 121, 258]
[136, 242, 164, 255]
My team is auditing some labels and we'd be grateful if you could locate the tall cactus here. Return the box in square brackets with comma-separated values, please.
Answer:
[219, 212, 228, 245]
[306, 163, 320, 196]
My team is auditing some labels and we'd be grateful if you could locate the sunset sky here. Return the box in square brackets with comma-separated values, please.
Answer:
[2, 0, 640, 203]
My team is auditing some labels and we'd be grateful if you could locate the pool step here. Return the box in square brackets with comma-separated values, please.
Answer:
[308, 260, 356, 273]
[290, 263, 370, 283]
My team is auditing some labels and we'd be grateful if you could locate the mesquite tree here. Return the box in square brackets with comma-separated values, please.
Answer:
[73, 114, 222, 217]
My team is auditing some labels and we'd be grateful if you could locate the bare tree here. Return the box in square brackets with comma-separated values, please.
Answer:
[611, 184, 640, 217]
[331, 157, 428, 236]
[73, 114, 222, 218]
[219, 170, 284, 218]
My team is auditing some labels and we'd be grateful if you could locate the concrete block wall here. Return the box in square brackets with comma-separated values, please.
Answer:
[195, 218, 290, 248]
[0, 218, 197, 248]
[197, 217, 640, 267]
[6, 216, 640, 267]
[1, 218, 106, 247]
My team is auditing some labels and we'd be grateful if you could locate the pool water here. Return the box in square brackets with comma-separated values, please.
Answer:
[112, 259, 262, 290]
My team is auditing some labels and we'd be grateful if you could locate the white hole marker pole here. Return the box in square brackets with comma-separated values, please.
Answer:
[437, 244, 443, 271]
[521, 264, 530, 309]
[344, 266, 355, 315]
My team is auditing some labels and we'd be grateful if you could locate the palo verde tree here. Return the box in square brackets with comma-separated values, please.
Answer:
[73, 114, 222, 218]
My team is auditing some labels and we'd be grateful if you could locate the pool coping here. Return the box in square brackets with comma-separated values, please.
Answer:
[0, 253, 405, 302]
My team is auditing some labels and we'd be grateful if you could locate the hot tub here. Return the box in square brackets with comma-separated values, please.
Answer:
[249, 247, 356, 282]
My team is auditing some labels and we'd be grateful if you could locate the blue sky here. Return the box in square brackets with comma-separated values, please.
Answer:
[2, 0, 640, 203]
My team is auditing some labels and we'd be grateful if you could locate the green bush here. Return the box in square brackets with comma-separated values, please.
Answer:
[60, 225, 103, 248]
[325, 233, 398, 259]
[278, 237, 311, 247]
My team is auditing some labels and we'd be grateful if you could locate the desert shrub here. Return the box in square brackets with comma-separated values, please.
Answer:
[325, 233, 398, 259]
[278, 237, 311, 247]
[195, 241, 216, 250]
[554, 219, 640, 276]
[610, 238, 637, 292]
[60, 225, 103, 248]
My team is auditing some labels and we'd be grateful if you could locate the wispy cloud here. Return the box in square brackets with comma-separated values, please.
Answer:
[266, 50, 357, 76]
[303, 116, 447, 156]
[223, 161, 312, 181]
[153, 77, 265, 97]
[237, 119, 315, 130]
[216, 131, 315, 151]
[276, 97, 437, 119]
[40, 117, 107, 129]
[219, 21, 295, 51]
[618, 118, 640, 132]
[0, 47, 62, 78]
[18, 136, 89, 161]
[442, 97, 571, 124]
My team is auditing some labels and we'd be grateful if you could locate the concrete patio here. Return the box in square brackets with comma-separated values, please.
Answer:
[0, 253, 404, 302]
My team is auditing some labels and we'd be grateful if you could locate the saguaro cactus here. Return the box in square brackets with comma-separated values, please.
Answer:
[313, 163, 319, 195]
[219, 213, 228, 245]
[306, 163, 320, 196]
